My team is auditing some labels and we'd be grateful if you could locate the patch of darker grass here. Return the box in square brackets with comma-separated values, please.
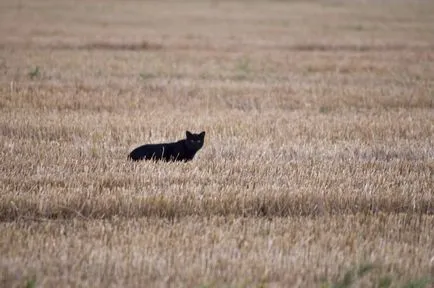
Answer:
[51, 40, 163, 51]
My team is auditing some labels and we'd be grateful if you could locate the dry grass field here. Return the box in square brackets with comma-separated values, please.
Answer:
[1, 0, 434, 287]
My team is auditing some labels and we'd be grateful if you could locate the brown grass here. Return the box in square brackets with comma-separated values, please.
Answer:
[1, 0, 433, 287]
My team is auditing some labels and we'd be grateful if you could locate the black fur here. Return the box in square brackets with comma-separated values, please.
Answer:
[128, 131, 205, 162]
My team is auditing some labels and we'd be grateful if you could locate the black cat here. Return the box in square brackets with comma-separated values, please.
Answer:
[128, 131, 205, 162]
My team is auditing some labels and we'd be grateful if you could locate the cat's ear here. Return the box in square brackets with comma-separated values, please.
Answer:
[199, 131, 206, 139]
[186, 131, 193, 138]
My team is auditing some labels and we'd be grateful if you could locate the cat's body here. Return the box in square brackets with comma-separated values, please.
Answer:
[128, 131, 205, 162]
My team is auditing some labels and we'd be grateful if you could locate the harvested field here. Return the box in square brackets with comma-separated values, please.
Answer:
[0, 0, 433, 287]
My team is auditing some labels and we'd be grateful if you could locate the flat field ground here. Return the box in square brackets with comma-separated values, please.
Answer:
[1, 0, 434, 287]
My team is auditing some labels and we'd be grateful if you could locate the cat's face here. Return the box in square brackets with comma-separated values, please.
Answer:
[186, 131, 205, 150]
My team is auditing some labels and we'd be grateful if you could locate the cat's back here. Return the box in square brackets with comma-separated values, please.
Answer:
[129, 140, 183, 161]
[129, 142, 165, 160]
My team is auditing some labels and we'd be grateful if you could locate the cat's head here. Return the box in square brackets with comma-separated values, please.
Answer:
[185, 130, 205, 150]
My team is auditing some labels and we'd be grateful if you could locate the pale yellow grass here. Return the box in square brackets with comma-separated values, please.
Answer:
[1, 216, 433, 288]
[0, 0, 433, 287]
